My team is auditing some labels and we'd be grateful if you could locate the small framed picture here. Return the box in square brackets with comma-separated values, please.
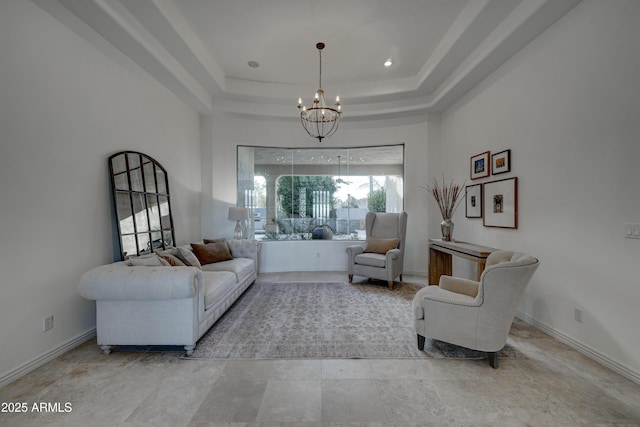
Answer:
[465, 184, 482, 218]
[492, 149, 511, 175]
[483, 177, 518, 228]
[470, 151, 490, 180]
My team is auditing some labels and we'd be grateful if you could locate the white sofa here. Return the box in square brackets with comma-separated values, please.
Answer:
[79, 239, 259, 355]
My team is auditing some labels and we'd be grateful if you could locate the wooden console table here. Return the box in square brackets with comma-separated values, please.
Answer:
[428, 239, 498, 285]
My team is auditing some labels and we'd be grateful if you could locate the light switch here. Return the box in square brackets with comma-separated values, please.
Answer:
[625, 223, 640, 239]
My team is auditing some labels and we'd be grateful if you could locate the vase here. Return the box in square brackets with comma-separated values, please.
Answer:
[311, 225, 334, 240]
[440, 218, 454, 241]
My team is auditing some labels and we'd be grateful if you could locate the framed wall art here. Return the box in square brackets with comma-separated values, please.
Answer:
[470, 151, 490, 180]
[465, 184, 483, 218]
[491, 149, 511, 175]
[483, 177, 518, 228]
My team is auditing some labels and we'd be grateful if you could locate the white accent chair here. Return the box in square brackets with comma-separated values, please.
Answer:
[346, 211, 408, 290]
[413, 250, 539, 368]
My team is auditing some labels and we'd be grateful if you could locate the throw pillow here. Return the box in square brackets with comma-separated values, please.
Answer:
[177, 248, 202, 269]
[157, 253, 187, 267]
[155, 247, 177, 259]
[203, 238, 227, 246]
[172, 250, 192, 266]
[363, 237, 400, 254]
[191, 242, 233, 265]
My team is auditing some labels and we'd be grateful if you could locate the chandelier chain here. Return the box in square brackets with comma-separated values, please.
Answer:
[318, 48, 322, 89]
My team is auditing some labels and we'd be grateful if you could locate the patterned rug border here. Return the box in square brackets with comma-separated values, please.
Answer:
[181, 280, 524, 361]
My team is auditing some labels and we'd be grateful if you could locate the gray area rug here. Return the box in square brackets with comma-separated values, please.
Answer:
[185, 278, 523, 360]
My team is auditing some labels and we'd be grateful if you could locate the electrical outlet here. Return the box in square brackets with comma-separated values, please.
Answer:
[574, 308, 583, 323]
[43, 315, 54, 332]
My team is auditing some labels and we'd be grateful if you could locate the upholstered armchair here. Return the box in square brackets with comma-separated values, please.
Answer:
[413, 250, 539, 368]
[346, 211, 408, 290]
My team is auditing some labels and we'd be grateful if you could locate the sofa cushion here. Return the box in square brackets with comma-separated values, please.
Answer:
[202, 271, 237, 311]
[125, 254, 164, 266]
[354, 252, 387, 268]
[202, 257, 255, 283]
[226, 239, 256, 259]
[363, 237, 399, 254]
[191, 242, 233, 265]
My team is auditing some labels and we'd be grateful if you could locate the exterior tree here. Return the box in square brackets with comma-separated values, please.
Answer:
[253, 176, 266, 207]
[368, 187, 386, 212]
[341, 195, 359, 208]
[277, 175, 337, 217]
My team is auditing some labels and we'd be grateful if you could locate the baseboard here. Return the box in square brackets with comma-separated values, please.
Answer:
[0, 328, 96, 389]
[402, 269, 428, 277]
[516, 311, 640, 385]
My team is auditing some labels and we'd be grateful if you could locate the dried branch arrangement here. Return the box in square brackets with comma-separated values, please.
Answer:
[421, 175, 466, 219]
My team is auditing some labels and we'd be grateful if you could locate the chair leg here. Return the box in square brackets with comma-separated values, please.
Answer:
[488, 352, 499, 369]
[417, 334, 426, 350]
[348, 274, 353, 283]
[399, 274, 403, 281]
[387, 280, 394, 290]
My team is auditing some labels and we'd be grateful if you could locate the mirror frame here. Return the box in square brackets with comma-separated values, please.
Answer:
[109, 151, 175, 259]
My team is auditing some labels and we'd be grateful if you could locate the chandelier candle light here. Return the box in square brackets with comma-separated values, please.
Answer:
[421, 175, 466, 241]
[297, 42, 342, 142]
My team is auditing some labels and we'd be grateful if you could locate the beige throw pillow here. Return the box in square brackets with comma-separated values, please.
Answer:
[157, 253, 187, 267]
[363, 237, 400, 254]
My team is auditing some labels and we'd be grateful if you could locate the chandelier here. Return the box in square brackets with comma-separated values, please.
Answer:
[297, 42, 342, 142]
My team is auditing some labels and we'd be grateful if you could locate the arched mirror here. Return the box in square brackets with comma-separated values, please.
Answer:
[109, 151, 175, 259]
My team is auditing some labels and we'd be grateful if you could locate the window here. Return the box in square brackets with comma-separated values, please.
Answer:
[237, 145, 404, 240]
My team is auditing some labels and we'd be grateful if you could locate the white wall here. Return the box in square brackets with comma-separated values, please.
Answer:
[439, 0, 640, 379]
[201, 112, 433, 275]
[0, 0, 201, 384]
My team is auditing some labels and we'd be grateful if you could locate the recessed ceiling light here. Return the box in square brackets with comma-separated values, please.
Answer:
[247, 61, 259, 68]
[384, 58, 393, 67]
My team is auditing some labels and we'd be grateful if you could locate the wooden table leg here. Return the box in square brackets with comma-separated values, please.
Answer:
[476, 260, 487, 282]
[429, 247, 452, 285]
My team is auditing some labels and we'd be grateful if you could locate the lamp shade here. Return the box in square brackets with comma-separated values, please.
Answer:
[228, 207, 249, 221]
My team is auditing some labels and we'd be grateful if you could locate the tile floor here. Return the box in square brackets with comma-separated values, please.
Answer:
[1, 274, 640, 426]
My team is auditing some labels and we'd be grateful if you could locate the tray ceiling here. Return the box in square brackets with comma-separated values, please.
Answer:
[49, 0, 581, 119]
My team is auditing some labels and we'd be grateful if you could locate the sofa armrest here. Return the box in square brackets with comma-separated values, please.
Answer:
[419, 285, 480, 307]
[439, 275, 480, 298]
[346, 245, 364, 264]
[385, 248, 401, 262]
[79, 264, 203, 301]
[346, 245, 364, 256]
